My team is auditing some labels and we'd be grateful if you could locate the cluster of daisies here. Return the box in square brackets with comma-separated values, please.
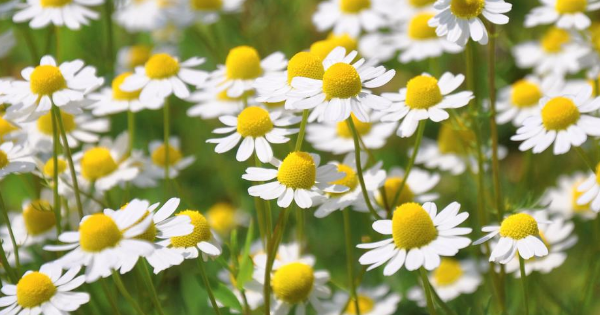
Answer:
[0, 0, 600, 314]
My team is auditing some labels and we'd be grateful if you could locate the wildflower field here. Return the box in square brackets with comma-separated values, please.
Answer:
[1, 0, 600, 314]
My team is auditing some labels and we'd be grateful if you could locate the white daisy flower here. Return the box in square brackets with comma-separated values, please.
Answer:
[2, 55, 103, 122]
[205, 46, 286, 98]
[381, 72, 473, 138]
[128, 150, 160, 189]
[206, 202, 250, 237]
[525, 0, 600, 30]
[147, 137, 195, 179]
[513, 27, 589, 77]
[116, 45, 153, 72]
[12, 0, 101, 29]
[309, 33, 358, 61]
[314, 152, 386, 218]
[0, 30, 15, 58]
[473, 212, 550, 264]
[168, 0, 245, 26]
[407, 258, 482, 304]
[33, 156, 77, 197]
[576, 162, 600, 212]
[546, 173, 597, 219]
[0, 141, 35, 179]
[207, 107, 300, 163]
[369, 167, 440, 212]
[72, 132, 139, 191]
[1, 193, 58, 248]
[186, 88, 250, 120]
[511, 85, 600, 155]
[306, 113, 396, 154]
[358, 201, 472, 273]
[44, 199, 156, 282]
[88, 72, 164, 115]
[312, 0, 390, 38]
[325, 285, 401, 315]
[243, 152, 349, 209]
[428, 0, 512, 46]
[115, 0, 169, 32]
[252, 242, 331, 315]
[120, 53, 208, 107]
[289, 47, 395, 123]
[0, 264, 89, 314]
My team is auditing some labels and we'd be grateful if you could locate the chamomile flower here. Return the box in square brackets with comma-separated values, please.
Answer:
[207, 107, 300, 163]
[44, 199, 156, 282]
[0, 30, 15, 58]
[115, 0, 169, 32]
[381, 72, 473, 138]
[169, 0, 245, 26]
[289, 47, 395, 123]
[325, 285, 401, 315]
[511, 85, 600, 155]
[147, 137, 195, 179]
[206, 202, 249, 236]
[314, 152, 386, 218]
[2, 56, 103, 122]
[186, 88, 251, 119]
[513, 27, 589, 77]
[120, 53, 208, 106]
[12, 0, 101, 29]
[546, 173, 597, 219]
[0, 264, 89, 314]
[407, 258, 482, 304]
[312, 0, 390, 37]
[252, 242, 331, 315]
[525, 0, 600, 30]
[371, 167, 440, 211]
[576, 162, 600, 212]
[1, 195, 58, 247]
[128, 150, 160, 188]
[306, 113, 396, 154]
[73, 133, 139, 191]
[497, 75, 564, 127]
[473, 212, 549, 264]
[309, 34, 358, 60]
[88, 72, 163, 115]
[34, 156, 74, 197]
[428, 0, 512, 46]
[205, 46, 286, 98]
[0, 141, 35, 178]
[117, 45, 153, 72]
[358, 201, 471, 273]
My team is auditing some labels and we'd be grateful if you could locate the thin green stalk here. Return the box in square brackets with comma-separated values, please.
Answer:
[264, 207, 290, 315]
[419, 268, 438, 315]
[519, 256, 530, 315]
[54, 106, 84, 219]
[54, 26, 60, 61]
[294, 109, 309, 151]
[103, 0, 115, 78]
[112, 271, 145, 315]
[253, 155, 270, 245]
[127, 110, 135, 157]
[50, 107, 62, 235]
[163, 99, 170, 195]
[430, 282, 457, 315]
[139, 261, 166, 315]
[16, 25, 39, 62]
[390, 121, 426, 209]
[346, 117, 381, 220]
[197, 258, 222, 315]
[574, 146, 596, 172]
[0, 190, 19, 274]
[99, 278, 121, 315]
[295, 206, 304, 252]
[343, 208, 360, 315]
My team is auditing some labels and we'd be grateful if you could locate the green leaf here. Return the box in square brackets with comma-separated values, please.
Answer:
[236, 221, 254, 290]
[213, 283, 243, 312]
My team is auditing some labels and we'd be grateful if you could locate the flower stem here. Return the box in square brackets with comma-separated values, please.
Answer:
[197, 258, 222, 315]
[343, 208, 360, 315]
[419, 268, 438, 315]
[163, 99, 170, 196]
[139, 261, 166, 315]
[264, 207, 290, 315]
[294, 109, 309, 152]
[15, 25, 39, 62]
[100, 278, 122, 315]
[53, 105, 84, 219]
[295, 206, 304, 252]
[112, 271, 145, 315]
[50, 106, 62, 236]
[390, 120, 426, 210]
[574, 146, 596, 172]
[103, 0, 115, 79]
[346, 117, 381, 220]
[0, 191, 18, 281]
[127, 110, 135, 157]
[518, 256, 530, 315]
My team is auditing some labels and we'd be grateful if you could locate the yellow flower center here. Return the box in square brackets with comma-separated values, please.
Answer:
[145, 53, 180, 79]
[151, 144, 183, 167]
[541, 97, 580, 130]
[310, 35, 358, 60]
[339, 0, 371, 13]
[392, 203, 437, 249]
[127, 45, 152, 69]
[322, 63, 362, 99]
[225, 46, 263, 80]
[450, 0, 485, 18]
[511, 80, 542, 108]
[572, 180, 592, 213]
[345, 295, 375, 314]
[541, 28, 570, 53]
[271, 262, 315, 304]
[191, 0, 222, 10]
[499, 213, 539, 240]
[16, 272, 56, 308]
[409, 0, 436, 7]
[40, 0, 71, 8]
[405, 75, 442, 109]
[43, 158, 67, 177]
[236, 106, 274, 137]
[112, 72, 141, 101]
[30, 65, 67, 95]
[0, 116, 17, 141]
[207, 202, 237, 235]
[329, 164, 358, 194]
[433, 258, 463, 286]
[376, 177, 414, 209]
[0, 150, 8, 169]
[437, 124, 475, 155]
[336, 113, 371, 138]
[555, 0, 586, 13]
[36, 111, 76, 136]
[81, 147, 118, 181]
[287, 52, 325, 85]
[23, 200, 56, 236]
[170, 210, 211, 248]
[277, 152, 316, 190]
[79, 213, 123, 252]
[408, 13, 437, 40]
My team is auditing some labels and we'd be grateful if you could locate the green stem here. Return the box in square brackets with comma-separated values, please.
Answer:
[100, 278, 122, 315]
[253, 155, 271, 245]
[0, 192, 18, 282]
[54, 26, 60, 61]
[343, 208, 360, 315]
[390, 121, 426, 209]
[16, 25, 39, 62]
[103, 0, 115, 79]
[574, 146, 596, 172]
[346, 117, 381, 220]
[519, 256, 530, 315]
[163, 99, 170, 195]
[295, 206, 304, 252]
[419, 268, 438, 315]
[112, 271, 145, 315]
[50, 107, 62, 236]
[264, 207, 290, 315]
[54, 106, 84, 219]
[294, 109, 309, 152]
[197, 258, 222, 315]
[139, 261, 166, 315]
[127, 110, 135, 157]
